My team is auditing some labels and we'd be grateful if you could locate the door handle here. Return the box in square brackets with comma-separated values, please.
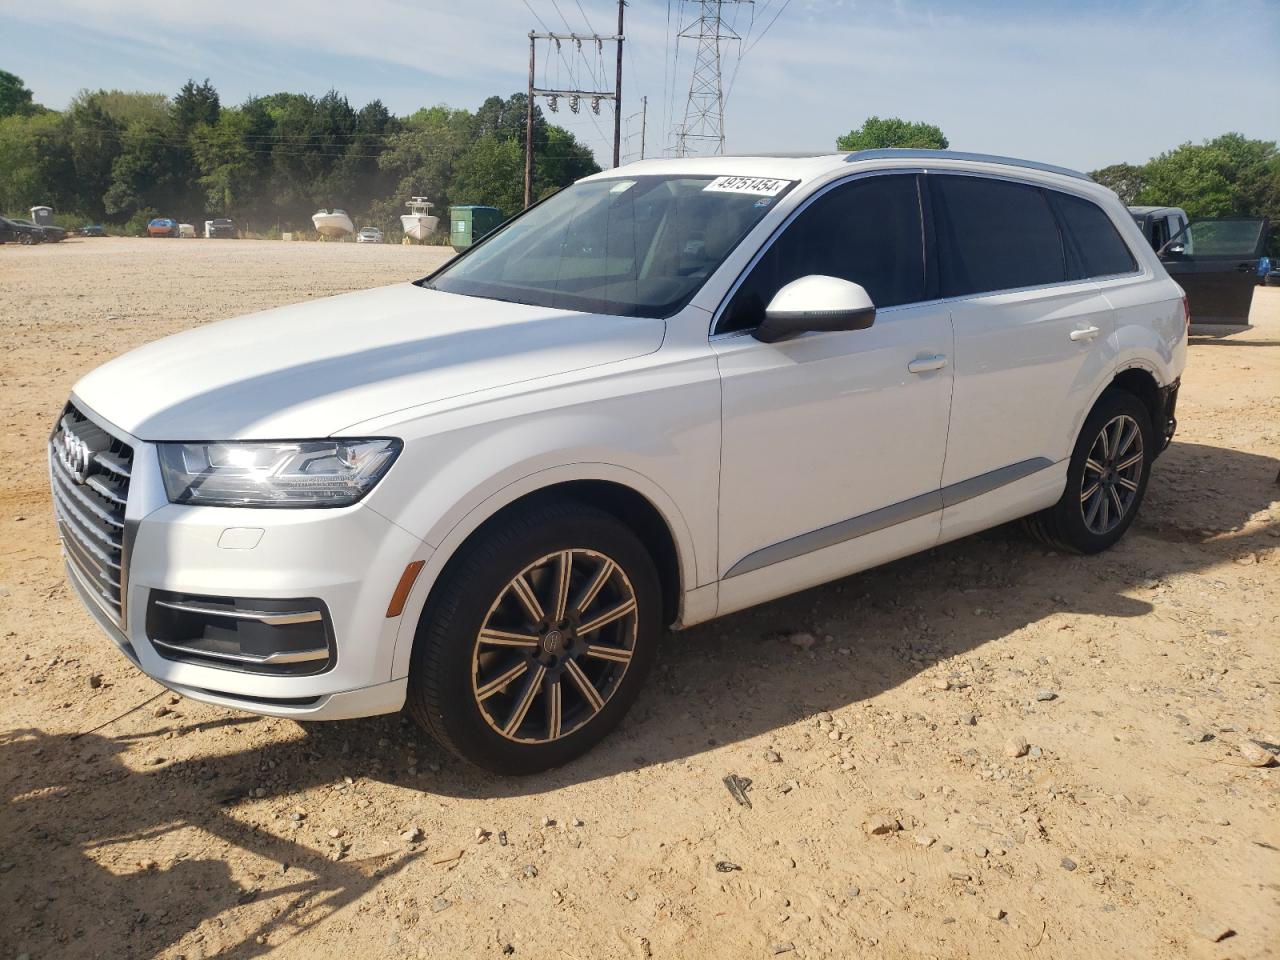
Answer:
[1069, 326, 1101, 342]
[907, 355, 948, 374]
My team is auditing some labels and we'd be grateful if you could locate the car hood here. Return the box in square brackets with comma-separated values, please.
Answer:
[73, 284, 666, 440]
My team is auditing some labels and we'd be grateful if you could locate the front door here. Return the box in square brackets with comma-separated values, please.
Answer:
[1161, 217, 1269, 324]
[712, 173, 953, 612]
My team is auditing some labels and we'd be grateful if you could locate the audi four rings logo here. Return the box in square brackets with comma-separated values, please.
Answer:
[59, 429, 92, 484]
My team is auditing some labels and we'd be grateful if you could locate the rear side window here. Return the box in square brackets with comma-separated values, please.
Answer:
[930, 175, 1065, 297]
[1050, 192, 1138, 278]
[719, 174, 925, 332]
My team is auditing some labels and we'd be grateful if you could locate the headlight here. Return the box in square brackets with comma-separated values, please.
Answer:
[157, 439, 401, 508]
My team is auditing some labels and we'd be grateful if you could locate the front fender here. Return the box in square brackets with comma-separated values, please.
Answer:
[380, 459, 704, 680]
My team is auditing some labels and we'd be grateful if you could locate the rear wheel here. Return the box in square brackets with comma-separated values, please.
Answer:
[407, 498, 661, 774]
[1023, 390, 1153, 554]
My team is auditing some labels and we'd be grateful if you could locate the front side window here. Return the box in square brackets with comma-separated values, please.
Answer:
[1049, 191, 1139, 278]
[426, 175, 793, 318]
[718, 174, 926, 333]
[930, 175, 1065, 297]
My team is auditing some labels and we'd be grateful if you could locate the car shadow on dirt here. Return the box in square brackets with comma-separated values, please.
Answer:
[1, 440, 1275, 959]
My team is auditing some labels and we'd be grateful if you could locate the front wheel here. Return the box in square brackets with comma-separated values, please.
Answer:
[407, 498, 661, 774]
[1023, 389, 1154, 554]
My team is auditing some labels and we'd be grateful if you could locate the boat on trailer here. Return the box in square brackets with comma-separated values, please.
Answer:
[312, 209, 354, 240]
[400, 197, 439, 243]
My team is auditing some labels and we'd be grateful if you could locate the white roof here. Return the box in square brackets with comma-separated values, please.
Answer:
[588, 149, 1097, 192]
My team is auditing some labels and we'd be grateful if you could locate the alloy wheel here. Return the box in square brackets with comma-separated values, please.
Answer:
[1080, 414, 1143, 535]
[471, 548, 638, 744]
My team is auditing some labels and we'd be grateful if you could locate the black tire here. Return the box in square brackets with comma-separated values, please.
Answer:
[407, 497, 661, 774]
[1023, 389, 1154, 554]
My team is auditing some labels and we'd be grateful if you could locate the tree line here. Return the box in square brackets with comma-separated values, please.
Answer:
[0, 70, 599, 236]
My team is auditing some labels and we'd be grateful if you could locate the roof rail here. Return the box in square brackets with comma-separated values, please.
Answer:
[843, 148, 1093, 182]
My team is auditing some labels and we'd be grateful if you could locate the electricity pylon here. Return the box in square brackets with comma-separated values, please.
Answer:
[674, 0, 751, 157]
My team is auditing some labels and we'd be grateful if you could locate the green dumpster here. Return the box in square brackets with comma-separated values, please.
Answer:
[450, 205, 503, 251]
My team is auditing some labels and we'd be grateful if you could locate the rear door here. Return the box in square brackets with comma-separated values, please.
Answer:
[1160, 218, 1269, 324]
[930, 174, 1120, 497]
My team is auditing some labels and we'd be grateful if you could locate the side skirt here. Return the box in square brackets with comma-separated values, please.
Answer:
[723, 457, 1053, 580]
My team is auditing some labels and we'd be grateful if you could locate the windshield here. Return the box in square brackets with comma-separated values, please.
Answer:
[425, 174, 794, 318]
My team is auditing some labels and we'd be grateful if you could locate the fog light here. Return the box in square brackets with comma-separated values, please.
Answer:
[146, 590, 334, 676]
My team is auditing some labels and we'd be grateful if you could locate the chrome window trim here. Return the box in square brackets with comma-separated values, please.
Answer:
[708, 167, 1147, 340]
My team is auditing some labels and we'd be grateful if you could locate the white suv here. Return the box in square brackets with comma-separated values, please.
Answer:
[50, 150, 1186, 773]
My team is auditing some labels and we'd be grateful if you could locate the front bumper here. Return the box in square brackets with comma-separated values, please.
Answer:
[54, 405, 427, 720]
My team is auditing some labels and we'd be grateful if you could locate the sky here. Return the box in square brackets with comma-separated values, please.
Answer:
[1, 0, 1277, 172]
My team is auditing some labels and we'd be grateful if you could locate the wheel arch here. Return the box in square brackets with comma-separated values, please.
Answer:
[1108, 365, 1163, 435]
[388, 465, 701, 680]
[1069, 359, 1165, 457]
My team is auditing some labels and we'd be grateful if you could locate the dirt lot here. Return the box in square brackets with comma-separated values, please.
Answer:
[1, 237, 1277, 960]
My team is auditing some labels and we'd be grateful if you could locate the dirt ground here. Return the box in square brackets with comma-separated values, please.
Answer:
[1, 237, 1277, 960]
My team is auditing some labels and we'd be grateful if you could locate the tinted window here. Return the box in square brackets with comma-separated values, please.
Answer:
[1165, 218, 1268, 258]
[1051, 192, 1138, 277]
[931, 175, 1065, 297]
[719, 174, 925, 332]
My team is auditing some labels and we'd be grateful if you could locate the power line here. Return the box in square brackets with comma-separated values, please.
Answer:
[743, 0, 790, 55]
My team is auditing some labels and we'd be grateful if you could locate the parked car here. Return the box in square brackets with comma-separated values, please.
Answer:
[0, 216, 38, 243]
[206, 218, 237, 239]
[51, 150, 1186, 774]
[1130, 206, 1188, 252]
[80, 225, 107, 237]
[12, 217, 65, 242]
[356, 226, 384, 244]
[1157, 217, 1270, 324]
[147, 218, 179, 237]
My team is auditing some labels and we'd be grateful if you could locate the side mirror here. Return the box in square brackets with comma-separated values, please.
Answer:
[753, 275, 876, 343]
[1161, 242, 1186, 257]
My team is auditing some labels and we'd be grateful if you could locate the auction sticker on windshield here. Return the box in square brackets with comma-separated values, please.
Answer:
[703, 176, 794, 196]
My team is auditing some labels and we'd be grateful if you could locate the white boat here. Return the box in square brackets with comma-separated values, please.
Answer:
[312, 209, 354, 240]
[399, 197, 439, 243]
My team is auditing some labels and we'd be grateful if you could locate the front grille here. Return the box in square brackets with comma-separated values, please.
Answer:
[50, 403, 133, 626]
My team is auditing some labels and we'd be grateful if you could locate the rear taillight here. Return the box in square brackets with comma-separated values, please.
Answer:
[1181, 293, 1191, 328]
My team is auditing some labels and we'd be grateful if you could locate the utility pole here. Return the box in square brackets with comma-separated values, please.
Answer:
[675, 0, 751, 157]
[639, 95, 648, 160]
[524, 32, 536, 210]
[613, 0, 625, 168]
[521, 4, 627, 209]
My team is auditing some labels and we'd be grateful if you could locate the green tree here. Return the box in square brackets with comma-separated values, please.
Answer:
[836, 115, 948, 152]
[1134, 134, 1278, 221]
[451, 135, 526, 215]
[534, 125, 600, 200]
[0, 111, 68, 211]
[190, 108, 257, 216]
[65, 95, 122, 220]
[0, 70, 40, 118]
[1090, 163, 1146, 206]
[174, 78, 220, 131]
